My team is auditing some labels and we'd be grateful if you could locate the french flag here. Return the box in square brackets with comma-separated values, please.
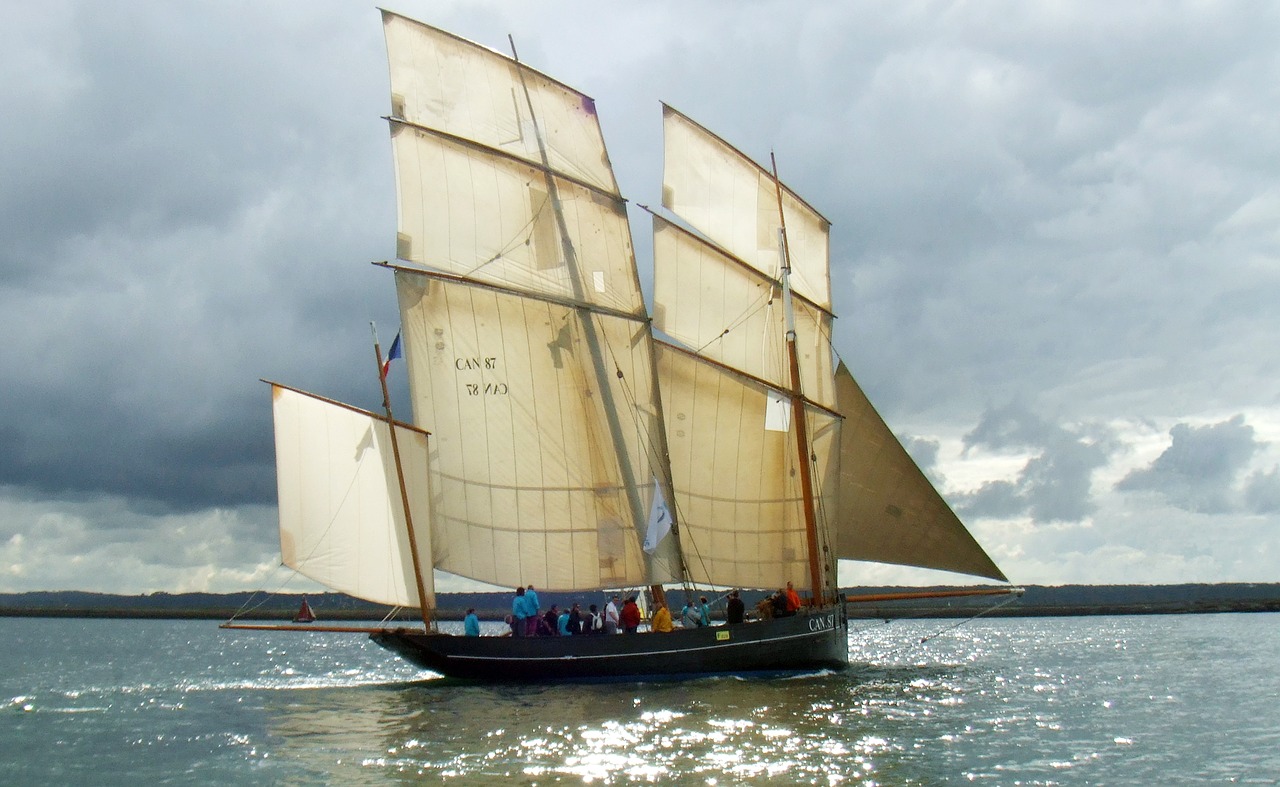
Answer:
[381, 331, 403, 379]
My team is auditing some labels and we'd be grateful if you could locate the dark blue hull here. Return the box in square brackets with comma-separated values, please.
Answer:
[371, 606, 848, 681]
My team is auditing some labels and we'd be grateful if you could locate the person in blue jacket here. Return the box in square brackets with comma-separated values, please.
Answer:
[511, 587, 527, 637]
[524, 585, 541, 636]
[464, 608, 480, 637]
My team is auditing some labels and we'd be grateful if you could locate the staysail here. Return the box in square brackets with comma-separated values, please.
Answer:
[382, 10, 681, 592]
[832, 362, 1007, 581]
[270, 383, 435, 608]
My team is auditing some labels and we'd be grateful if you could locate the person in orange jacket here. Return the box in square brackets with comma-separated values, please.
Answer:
[785, 581, 802, 615]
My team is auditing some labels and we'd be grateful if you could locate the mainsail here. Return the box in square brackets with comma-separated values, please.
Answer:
[382, 10, 680, 592]
[654, 105, 840, 595]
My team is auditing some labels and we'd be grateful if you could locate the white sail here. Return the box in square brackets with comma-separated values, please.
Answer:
[373, 15, 1005, 601]
[383, 15, 680, 593]
[662, 104, 832, 312]
[270, 384, 435, 608]
[383, 10, 619, 195]
[656, 343, 840, 590]
[395, 271, 681, 591]
[652, 213, 835, 410]
[389, 122, 643, 316]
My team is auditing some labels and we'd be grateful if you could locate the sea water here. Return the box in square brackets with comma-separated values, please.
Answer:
[2, 614, 1277, 784]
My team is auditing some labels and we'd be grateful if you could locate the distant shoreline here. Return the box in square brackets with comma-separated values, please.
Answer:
[2, 584, 1278, 621]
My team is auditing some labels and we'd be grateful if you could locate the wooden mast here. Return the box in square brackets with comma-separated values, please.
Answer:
[771, 152, 827, 608]
[372, 324, 432, 630]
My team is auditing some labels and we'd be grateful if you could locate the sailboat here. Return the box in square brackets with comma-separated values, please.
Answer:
[292, 596, 316, 624]
[225, 11, 1008, 681]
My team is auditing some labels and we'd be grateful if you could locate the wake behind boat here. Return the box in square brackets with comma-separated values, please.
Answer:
[224, 11, 1008, 681]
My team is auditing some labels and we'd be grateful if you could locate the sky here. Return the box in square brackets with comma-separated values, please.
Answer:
[2, 1, 1278, 594]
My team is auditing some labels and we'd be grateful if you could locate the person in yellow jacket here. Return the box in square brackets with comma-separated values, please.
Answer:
[650, 601, 674, 633]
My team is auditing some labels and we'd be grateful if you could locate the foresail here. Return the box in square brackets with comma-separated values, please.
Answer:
[395, 270, 682, 591]
[652, 214, 835, 410]
[270, 384, 435, 608]
[662, 105, 831, 311]
[833, 362, 1007, 582]
[656, 343, 839, 590]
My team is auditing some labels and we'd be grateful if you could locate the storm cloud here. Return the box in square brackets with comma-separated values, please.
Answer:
[3, 1, 1279, 591]
[1117, 415, 1263, 514]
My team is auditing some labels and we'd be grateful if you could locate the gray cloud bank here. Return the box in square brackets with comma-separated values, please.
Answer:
[2, 1, 1278, 591]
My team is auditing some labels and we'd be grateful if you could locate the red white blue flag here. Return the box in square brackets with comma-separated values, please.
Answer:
[381, 331, 402, 379]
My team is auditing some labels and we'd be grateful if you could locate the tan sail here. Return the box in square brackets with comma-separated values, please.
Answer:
[656, 343, 840, 590]
[394, 270, 681, 591]
[383, 10, 619, 195]
[383, 14, 681, 591]
[662, 104, 832, 312]
[270, 384, 435, 607]
[652, 213, 835, 410]
[833, 362, 1007, 581]
[389, 122, 643, 316]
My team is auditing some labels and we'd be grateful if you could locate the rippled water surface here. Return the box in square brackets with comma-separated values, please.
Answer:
[3, 614, 1277, 784]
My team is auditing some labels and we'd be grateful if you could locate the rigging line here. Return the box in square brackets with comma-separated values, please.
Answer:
[226, 564, 314, 622]
[692, 284, 779, 357]
[917, 593, 1024, 645]
[587, 309, 711, 592]
[459, 189, 554, 280]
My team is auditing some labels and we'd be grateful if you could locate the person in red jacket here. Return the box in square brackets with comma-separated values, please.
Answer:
[620, 596, 642, 634]
[785, 581, 802, 615]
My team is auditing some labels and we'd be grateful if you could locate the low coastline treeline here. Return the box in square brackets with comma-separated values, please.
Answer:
[2, 583, 1279, 621]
